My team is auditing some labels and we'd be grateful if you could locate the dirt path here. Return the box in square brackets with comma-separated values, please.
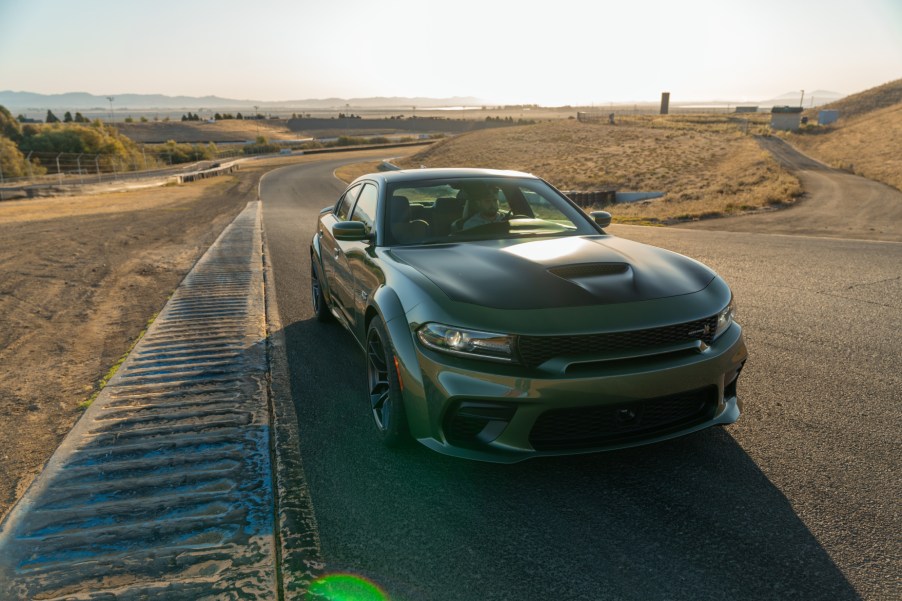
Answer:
[679, 136, 902, 242]
[0, 172, 261, 520]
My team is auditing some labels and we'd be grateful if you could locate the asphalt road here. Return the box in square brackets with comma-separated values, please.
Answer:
[680, 136, 902, 242]
[261, 157, 900, 600]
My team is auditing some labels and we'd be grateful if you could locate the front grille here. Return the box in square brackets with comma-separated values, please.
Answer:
[517, 315, 718, 368]
[529, 386, 717, 451]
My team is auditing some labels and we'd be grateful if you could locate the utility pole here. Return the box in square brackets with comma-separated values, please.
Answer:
[107, 96, 115, 123]
[799, 90, 805, 108]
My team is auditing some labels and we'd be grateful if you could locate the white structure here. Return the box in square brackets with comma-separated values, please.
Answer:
[770, 106, 804, 131]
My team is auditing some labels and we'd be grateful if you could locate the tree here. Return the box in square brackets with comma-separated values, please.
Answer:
[0, 105, 23, 141]
[64, 111, 73, 123]
[74, 112, 88, 123]
[45, 110, 60, 123]
[0, 136, 31, 178]
[17, 122, 147, 172]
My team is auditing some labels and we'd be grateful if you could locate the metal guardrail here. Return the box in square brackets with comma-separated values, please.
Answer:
[562, 190, 617, 207]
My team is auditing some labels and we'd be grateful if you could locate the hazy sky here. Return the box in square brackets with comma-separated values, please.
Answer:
[1, 0, 899, 105]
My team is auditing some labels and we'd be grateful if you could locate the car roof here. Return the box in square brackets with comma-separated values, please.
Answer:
[351, 167, 538, 187]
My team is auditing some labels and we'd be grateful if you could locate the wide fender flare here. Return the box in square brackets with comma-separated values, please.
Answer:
[309, 235, 333, 302]
[370, 286, 430, 438]
[310, 231, 321, 258]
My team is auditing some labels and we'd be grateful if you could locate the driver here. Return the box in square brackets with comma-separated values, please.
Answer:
[462, 186, 505, 229]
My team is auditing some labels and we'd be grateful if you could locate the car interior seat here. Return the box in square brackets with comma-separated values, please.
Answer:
[389, 195, 429, 244]
[432, 197, 465, 236]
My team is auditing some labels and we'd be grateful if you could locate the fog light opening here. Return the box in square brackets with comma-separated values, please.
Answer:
[724, 360, 745, 400]
[444, 401, 516, 447]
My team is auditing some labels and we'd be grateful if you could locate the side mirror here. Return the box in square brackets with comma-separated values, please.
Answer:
[590, 211, 612, 229]
[332, 220, 370, 241]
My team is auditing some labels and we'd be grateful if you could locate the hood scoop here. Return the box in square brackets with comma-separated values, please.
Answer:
[391, 237, 714, 309]
[548, 263, 629, 279]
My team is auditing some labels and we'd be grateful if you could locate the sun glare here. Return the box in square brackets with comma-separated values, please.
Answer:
[306, 573, 388, 601]
[503, 237, 590, 262]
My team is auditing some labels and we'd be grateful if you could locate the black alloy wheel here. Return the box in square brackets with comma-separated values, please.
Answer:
[366, 317, 409, 446]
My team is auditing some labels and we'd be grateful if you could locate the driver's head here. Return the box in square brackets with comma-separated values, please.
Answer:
[469, 186, 498, 216]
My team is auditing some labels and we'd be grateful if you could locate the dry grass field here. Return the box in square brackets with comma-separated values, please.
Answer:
[287, 80, 902, 227]
[789, 78, 902, 191]
[115, 118, 298, 143]
[384, 118, 800, 224]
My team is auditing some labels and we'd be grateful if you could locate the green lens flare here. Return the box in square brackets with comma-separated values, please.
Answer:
[307, 573, 388, 601]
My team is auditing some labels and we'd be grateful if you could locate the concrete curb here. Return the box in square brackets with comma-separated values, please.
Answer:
[261, 226, 326, 598]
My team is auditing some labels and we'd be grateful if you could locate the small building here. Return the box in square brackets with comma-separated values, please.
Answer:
[770, 106, 804, 131]
[818, 110, 840, 126]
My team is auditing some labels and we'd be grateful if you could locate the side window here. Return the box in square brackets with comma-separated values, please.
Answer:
[336, 184, 362, 220]
[495, 188, 511, 215]
[350, 184, 379, 234]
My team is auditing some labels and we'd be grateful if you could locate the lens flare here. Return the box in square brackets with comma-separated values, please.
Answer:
[307, 573, 388, 601]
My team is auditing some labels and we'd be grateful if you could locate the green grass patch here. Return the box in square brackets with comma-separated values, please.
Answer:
[78, 311, 159, 410]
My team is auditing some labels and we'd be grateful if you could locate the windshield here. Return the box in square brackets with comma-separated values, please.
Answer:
[384, 176, 597, 246]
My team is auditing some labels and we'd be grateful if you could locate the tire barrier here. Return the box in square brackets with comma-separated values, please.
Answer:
[175, 162, 240, 184]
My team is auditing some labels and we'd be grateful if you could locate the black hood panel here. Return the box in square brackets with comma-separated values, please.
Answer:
[391, 236, 715, 309]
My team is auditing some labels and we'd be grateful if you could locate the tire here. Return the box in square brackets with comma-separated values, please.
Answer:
[366, 317, 409, 447]
[311, 258, 332, 323]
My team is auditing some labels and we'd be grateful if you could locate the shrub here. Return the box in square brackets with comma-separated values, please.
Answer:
[152, 140, 218, 164]
[17, 121, 147, 172]
[0, 136, 34, 177]
[242, 137, 280, 155]
[0, 105, 23, 141]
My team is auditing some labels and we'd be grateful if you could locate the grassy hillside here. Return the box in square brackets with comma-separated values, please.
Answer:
[790, 78, 902, 191]
[806, 78, 902, 121]
[394, 119, 800, 224]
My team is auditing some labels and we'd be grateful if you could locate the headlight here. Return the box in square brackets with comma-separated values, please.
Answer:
[713, 296, 735, 340]
[417, 323, 517, 363]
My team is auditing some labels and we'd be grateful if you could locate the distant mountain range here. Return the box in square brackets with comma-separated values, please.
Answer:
[0, 91, 485, 111]
[0, 90, 847, 112]
[0, 90, 844, 115]
[762, 90, 845, 107]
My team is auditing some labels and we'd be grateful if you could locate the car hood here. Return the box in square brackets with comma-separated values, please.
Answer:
[389, 236, 715, 310]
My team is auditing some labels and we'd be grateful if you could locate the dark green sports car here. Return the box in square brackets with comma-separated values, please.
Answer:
[311, 168, 747, 462]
